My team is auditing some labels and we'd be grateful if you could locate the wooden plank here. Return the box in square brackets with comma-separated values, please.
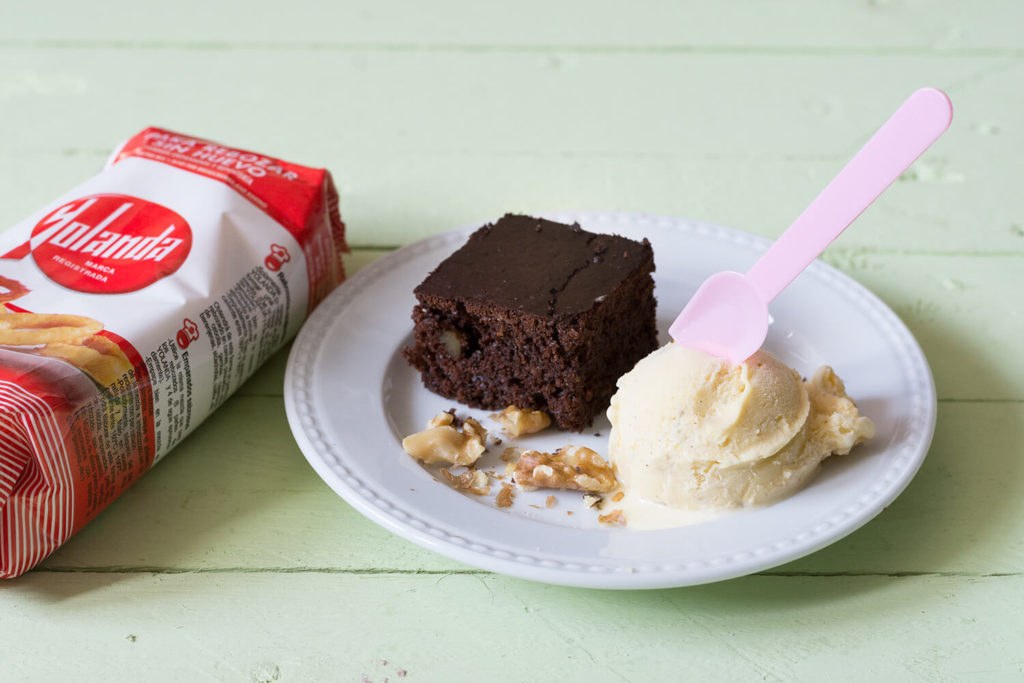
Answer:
[3, 571, 1023, 680]
[38, 398, 1024, 576]
[0, 0, 1020, 51]
[0, 49, 1017, 251]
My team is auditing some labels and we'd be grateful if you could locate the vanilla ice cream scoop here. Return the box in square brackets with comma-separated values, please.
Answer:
[607, 343, 875, 509]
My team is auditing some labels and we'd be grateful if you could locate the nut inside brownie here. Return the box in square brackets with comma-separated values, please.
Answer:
[403, 214, 657, 431]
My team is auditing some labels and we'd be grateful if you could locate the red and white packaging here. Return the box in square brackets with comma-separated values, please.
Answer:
[0, 127, 347, 578]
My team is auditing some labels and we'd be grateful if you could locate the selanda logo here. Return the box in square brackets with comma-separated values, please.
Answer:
[27, 194, 192, 294]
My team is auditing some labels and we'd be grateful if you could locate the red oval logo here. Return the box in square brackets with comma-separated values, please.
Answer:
[30, 193, 191, 294]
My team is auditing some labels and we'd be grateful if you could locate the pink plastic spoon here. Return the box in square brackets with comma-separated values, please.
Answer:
[669, 87, 953, 364]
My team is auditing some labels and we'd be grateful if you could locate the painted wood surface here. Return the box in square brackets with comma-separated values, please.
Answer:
[1, 1, 1022, 680]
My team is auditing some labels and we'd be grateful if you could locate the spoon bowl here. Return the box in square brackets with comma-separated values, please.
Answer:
[668, 271, 768, 364]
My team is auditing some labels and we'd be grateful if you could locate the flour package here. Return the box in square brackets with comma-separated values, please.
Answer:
[0, 128, 347, 577]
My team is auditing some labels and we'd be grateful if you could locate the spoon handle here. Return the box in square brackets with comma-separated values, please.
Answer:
[745, 87, 953, 304]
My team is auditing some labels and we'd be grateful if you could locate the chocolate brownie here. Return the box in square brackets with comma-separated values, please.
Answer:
[403, 214, 657, 431]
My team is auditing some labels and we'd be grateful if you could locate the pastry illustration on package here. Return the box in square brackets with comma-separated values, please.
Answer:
[0, 278, 133, 390]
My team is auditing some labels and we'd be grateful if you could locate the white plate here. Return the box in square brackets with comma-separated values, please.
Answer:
[284, 211, 936, 589]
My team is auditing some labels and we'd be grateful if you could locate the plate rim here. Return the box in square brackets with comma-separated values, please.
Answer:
[284, 210, 937, 589]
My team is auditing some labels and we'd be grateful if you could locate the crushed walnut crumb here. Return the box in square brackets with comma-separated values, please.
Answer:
[444, 408, 462, 427]
[496, 483, 515, 508]
[489, 405, 552, 437]
[545, 495, 556, 509]
[500, 446, 521, 463]
[582, 493, 603, 509]
[611, 491, 625, 502]
[512, 446, 617, 492]
[441, 467, 491, 496]
[429, 411, 451, 428]
[598, 509, 627, 526]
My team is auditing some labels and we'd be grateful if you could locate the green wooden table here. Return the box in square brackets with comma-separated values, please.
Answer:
[2, 2, 1022, 680]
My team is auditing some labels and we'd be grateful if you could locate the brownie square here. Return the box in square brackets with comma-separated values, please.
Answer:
[403, 214, 657, 431]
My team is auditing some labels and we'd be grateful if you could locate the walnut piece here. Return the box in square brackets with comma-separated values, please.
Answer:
[496, 483, 515, 508]
[428, 411, 453, 428]
[402, 413, 487, 466]
[598, 509, 627, 527]
[461, 417, 487, 445]
[440, 329, 464, 357]
[500, 447, 521, 463]
[512, 446, 617, 493]
[441, 467, 491, 496]
[490, 405, 552, 437]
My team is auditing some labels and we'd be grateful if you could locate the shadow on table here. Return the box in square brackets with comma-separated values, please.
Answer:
[14, 375, 317, 601]
[763, 309, 1023, 580]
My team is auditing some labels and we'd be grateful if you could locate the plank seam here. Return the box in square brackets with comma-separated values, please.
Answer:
[1, 40, 1022, 57]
